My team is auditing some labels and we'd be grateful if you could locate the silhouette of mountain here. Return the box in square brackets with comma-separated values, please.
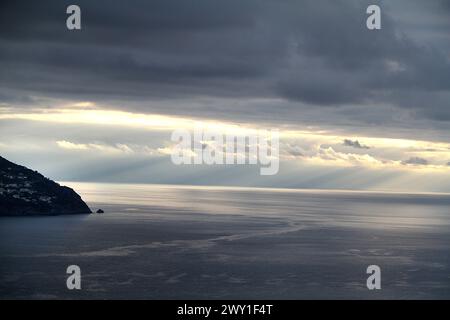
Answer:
[0, 156, 91, 216]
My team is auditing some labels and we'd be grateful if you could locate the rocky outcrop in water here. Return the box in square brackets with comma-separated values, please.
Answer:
[0, 156, 92, 216]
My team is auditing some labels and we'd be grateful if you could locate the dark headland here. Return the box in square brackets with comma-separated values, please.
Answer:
[0, 156, 91, 216]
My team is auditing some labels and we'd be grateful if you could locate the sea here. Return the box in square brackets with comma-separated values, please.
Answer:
[1, 182, 449, 299]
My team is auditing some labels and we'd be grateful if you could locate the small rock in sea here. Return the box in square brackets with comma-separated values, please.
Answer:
[96, 209, 104, 214]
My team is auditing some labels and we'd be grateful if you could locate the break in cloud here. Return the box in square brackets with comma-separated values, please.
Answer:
[1, 109, 450, 192]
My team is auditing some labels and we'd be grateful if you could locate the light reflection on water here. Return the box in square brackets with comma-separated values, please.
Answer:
[67, 182, 450, 230]
[1, 182, 449, 299]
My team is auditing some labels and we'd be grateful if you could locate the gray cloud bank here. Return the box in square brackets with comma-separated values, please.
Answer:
[343, 139, 370, 149]
[1, 0, 450, 127]
[402, 157, 428, 166]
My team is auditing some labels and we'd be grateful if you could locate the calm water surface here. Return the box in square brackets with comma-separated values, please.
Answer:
[1, 183, 449, 299]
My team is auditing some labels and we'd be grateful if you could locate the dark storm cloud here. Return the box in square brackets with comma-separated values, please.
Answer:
[1, 0, 450, 121]
[275, 1, 450, 112]
[343, 139, 370, 149]
[0, 0, 281, 100]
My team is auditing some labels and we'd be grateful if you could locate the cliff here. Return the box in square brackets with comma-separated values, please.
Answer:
[0, 156, 92, 216]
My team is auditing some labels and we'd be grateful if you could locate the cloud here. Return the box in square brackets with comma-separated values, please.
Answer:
[56, 140, 157, 155]
[313, 146, 385, 167]
[1, 1, 450, 192]
[56, 140, 88, 150]
[283, 143, 305, 157]
[0, 0, 450, 126]
[343, 139, 370, 149]
[402, 157, 429, 166]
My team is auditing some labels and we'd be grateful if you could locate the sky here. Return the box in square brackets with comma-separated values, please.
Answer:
[1, 0, 450, 192]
